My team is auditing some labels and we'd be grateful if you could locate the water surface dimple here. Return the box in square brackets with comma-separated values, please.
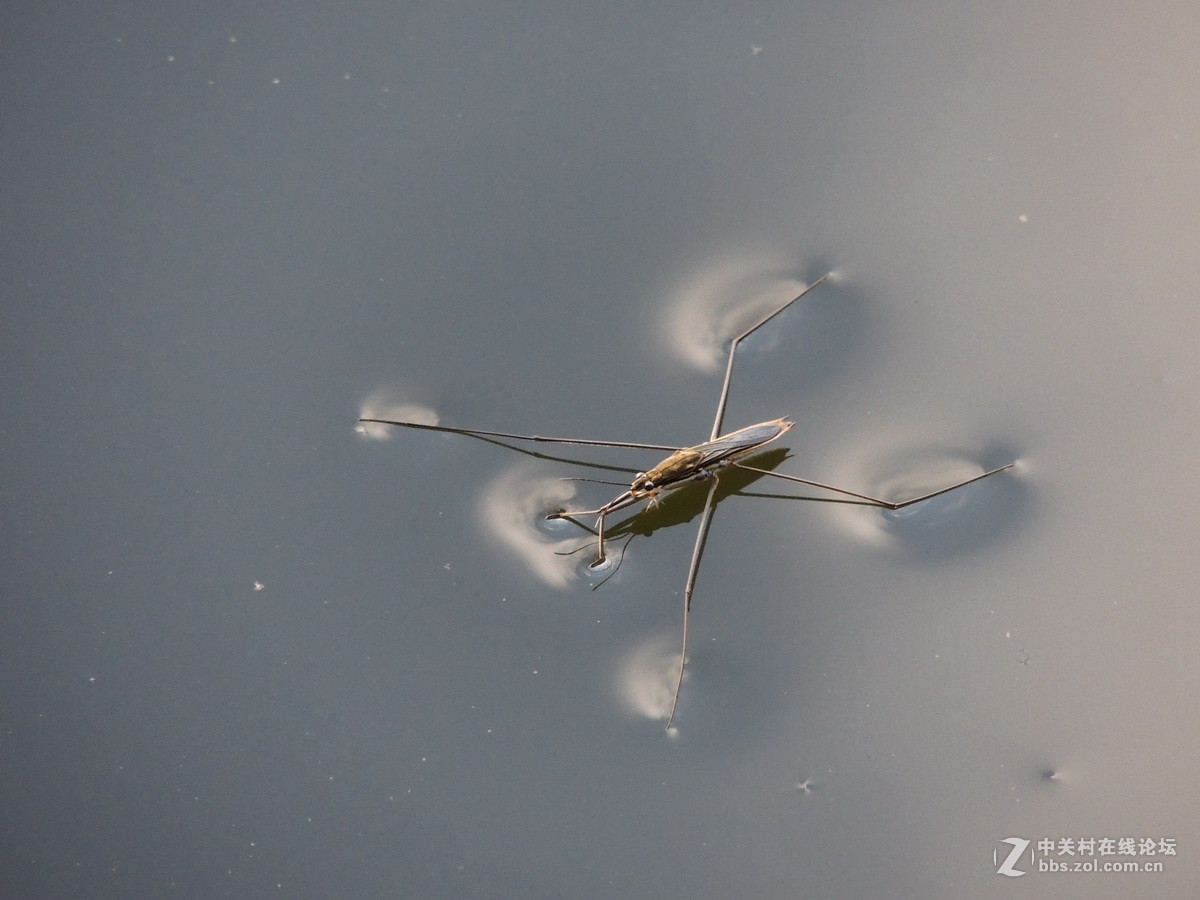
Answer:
[616, 635, 680, 724]
[825, 446, 1027, 559]
[663, 252, 814, 373]
[478, 463, 583, 589]
[356, 391, 440, 440]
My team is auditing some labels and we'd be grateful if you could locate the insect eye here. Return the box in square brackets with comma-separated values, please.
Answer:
[640, 480, 654, 490]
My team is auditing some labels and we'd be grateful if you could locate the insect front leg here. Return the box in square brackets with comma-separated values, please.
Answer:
[590, 510, 610, 567]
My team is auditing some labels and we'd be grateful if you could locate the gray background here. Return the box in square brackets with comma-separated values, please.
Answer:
[3, 3, 1198, 898]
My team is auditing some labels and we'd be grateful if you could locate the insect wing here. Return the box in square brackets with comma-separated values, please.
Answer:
[691, 419, 792, 469]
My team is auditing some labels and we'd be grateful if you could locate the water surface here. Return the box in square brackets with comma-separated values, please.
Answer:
[3, 4, 1198, 897]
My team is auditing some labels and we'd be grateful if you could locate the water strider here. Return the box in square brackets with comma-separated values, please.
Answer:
[360, 273, 1014, 730]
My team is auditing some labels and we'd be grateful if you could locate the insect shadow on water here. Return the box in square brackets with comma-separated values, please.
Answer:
[360, 273, 1015, 731]
[550, 445, 795, 583]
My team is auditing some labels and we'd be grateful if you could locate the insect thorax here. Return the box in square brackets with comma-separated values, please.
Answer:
[633, 448, 707, 494]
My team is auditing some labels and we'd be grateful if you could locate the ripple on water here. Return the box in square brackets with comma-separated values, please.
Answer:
[826, 446, 1026, 559]
[356, 388, 439, 440]
[616, 635, 680, 723]
[663, 252, 826, 372]
[479, 462, 625, 589]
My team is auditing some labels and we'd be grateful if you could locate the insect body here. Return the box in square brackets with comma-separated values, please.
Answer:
[359, 272, 1014, 730]
[640, 418, 794, 492]
[547, 418, 795, 566]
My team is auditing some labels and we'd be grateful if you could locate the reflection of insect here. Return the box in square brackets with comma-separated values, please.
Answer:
[361, 273, 1013, 730]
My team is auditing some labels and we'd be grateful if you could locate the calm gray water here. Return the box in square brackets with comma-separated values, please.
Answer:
[4, 4, 1198, 898]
